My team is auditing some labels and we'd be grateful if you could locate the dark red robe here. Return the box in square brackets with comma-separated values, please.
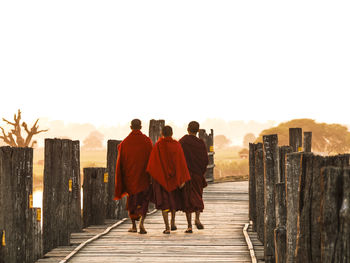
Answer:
[179, 134, 209, 213]
[147, 137, 191, 211]
[114, 130, 153, 219]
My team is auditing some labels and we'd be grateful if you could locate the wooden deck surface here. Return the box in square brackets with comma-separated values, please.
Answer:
[37, 181, 252, 263]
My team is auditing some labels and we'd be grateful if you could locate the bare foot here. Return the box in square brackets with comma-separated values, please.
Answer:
[195, 221, 204, 230]
[139, 228, 147, 234]
[128, 228, 137, 233]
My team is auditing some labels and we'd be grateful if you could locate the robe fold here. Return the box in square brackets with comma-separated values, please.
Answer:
[114, 130, 153, 218]
[147, 137, 191, 211]
[179, 134, 209, 213]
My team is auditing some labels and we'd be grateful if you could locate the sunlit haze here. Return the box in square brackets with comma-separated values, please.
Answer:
[1, 1, 349, 132]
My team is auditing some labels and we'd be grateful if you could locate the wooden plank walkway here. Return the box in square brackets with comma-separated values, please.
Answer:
[38, 181, 252, 263]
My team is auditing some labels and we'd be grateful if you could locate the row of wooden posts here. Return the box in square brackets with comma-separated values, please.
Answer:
[0, 119, 214, 263]
[249, 128, 350, 263]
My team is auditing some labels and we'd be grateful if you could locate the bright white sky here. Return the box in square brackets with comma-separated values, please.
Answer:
[0, 1, 349, 127]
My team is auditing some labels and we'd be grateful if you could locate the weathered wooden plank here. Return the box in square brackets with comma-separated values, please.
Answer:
[106, 140, 124, 219]
[263, 134, 278, 263]
[83, 167, 108, 227]
[289, 128, 302, 152]
[285, 152, 302, 263]
[303, 132, 312, 152]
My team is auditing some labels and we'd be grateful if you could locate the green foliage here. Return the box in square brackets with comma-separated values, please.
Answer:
[256, 119, 350, 154]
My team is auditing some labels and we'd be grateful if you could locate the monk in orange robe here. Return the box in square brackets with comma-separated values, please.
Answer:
[179, 121, 209, 233]
[114, 119, 153, 234]
[147, 125, 191, 234]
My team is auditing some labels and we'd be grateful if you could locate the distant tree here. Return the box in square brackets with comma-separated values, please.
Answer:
[214, 135, 231, 149]
[243, 133, 256, 147]
[83, 130, 104, 150]
[0, 109, 48, 147]
[256, 119, 350, 154]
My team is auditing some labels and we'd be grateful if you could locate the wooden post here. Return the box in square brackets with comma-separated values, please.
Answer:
[32, 207, 43, 261]
[263, 134, 279, 263]
[83, 167, 108, 227]
[320, 166, 349, 262]
[249, 143, 257, 231]
[43, 139, 81, 254]
[274, 226, 286, 263]
[303, 132, 312, 152]
[294, 153, 314, 262]
[285, 152, 302, 263]
[199, 129, 215, 182]
[69, 140, 82, 233]
[106, 140, 124, 219]
[289, 128, 302, 152]
[278, 146, 293, 183]
[149, 119, 165, 145]
[255, 144, 264, 243]
[0, 147, 34, 263]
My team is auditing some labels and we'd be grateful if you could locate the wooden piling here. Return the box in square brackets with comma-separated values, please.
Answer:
[263, 134, 278, 263]
[303, 132, 312, 152]
[278, 146, 293, 183]
[249, 143, 257, 230]
[106, 140, 124, 219]
[320, 166, 349, 262]
[285, 152, 302, 263]
[69, 140, 82, 233]
[83, 167, 108, 227]
[43, 139, 81, 254]
[149, 119, 165, 145]
[274, 226, 286, 263]
[294, 153, 314, 262]
[0, 147, 34, 263]
[254, 144, 264, 243]
[199, 129, 215, 182]
[32, 207, 43, 261]
[289, 128, 302, 152]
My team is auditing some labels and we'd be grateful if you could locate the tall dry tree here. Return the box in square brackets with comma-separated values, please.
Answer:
[0, 109, 48, 147]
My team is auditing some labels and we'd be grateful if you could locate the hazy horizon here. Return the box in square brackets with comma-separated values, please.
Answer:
[1, 115, 349, 148]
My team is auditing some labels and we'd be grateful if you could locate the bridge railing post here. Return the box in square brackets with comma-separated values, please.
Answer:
[289, 128, 302, 152]
[254, 144, 264, 243]
[262, 134, 279, 263]
[106, 140, 127, 219]
[199, 129, 215, 183]
[0, 147, 35, 263]
[83, 167, 108, 227]
[149, 119, 165, 145]
[43, 138, 81, 254]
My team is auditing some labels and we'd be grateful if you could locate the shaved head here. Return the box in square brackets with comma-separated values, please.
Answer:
[187, 121, 200, 134]
[130, 119, 142, 130]
[162, 125, 173, 137]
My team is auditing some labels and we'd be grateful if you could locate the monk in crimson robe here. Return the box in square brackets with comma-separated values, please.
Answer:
[114, 119, 153, 234]
[147, 125, 191, 234]
[179, 121, 209, 233]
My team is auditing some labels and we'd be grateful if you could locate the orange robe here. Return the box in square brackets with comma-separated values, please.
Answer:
[114, 130, 153, 219]
[179, 134, 209, 213]
[147, 137, 191, 210]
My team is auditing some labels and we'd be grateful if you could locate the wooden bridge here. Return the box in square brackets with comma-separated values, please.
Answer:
[36, 181, 253, 263]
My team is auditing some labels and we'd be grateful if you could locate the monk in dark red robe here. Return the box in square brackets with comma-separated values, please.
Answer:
[114, 119, 153, 234]
[179, 121, 209, 233]
[147, 125, 191, 234]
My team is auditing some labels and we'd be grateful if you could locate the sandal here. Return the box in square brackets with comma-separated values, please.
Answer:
[163, 229, 170, 234]
[171, 225, 177, 231]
